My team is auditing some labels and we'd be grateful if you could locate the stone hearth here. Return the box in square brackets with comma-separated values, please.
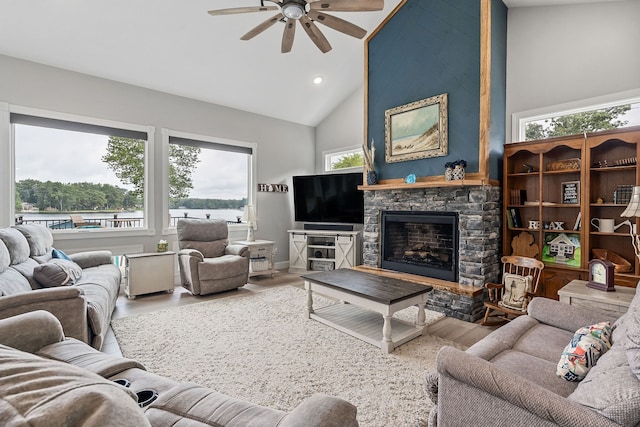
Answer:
[363, 185, 502, 322]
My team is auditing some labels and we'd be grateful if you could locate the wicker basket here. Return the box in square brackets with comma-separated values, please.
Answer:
[591, 248, 632, 273]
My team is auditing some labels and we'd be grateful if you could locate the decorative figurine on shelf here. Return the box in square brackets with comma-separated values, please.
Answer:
[362, 138, 377, 185]
[405, 173, 416, 184]
[444, 159, 467, 181]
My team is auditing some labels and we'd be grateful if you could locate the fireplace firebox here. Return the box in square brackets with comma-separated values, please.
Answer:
[380, 211, 458, 282]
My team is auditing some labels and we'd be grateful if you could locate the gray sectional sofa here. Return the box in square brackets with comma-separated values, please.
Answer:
[0, 310, 359, 426]
[427, 287, 640, 426]
[0, 224, 120, 350]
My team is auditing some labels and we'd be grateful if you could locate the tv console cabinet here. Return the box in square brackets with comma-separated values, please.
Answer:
[288, 229, 362, 273]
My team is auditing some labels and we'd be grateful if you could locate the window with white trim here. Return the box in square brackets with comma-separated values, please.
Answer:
[12, 112, 151, 231]
[166, 132, 255, 228]
[324, 147, 364, 172]
[514, 95, 640, 143]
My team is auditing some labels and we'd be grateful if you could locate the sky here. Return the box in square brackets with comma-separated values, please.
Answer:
[14, 125, 248, 200]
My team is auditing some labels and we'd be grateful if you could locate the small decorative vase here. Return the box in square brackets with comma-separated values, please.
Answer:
[366, 171, 378, 185]
[445, 167, 454, 181]
[452, 165, 465, 180]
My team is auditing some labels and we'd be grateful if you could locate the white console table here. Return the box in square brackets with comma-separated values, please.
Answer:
[558, 280, 635, 316]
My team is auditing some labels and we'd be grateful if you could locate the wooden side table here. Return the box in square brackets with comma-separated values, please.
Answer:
[124, 251, 175, 299]
[234, 240, 277, 278]
[557, 279, 635, 316]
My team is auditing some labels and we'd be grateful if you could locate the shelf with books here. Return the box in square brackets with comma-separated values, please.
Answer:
[504, 126, 640, 299]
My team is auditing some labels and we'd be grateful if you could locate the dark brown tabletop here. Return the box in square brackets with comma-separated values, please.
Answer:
[301, 268, 433, 305]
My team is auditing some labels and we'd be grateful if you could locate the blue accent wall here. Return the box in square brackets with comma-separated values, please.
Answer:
[367, 0, 506, 181]
[490, 0, 507, 181]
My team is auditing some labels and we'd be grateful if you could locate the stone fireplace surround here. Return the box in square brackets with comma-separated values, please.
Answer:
[363, 185, 502, 322]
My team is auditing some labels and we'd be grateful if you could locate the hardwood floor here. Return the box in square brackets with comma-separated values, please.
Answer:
[102, 270, 497, 356]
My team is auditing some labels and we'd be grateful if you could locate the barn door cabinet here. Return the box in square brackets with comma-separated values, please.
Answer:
[288, 230, 362, 273]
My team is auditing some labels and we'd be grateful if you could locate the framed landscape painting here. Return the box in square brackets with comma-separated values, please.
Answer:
[385, 93, 448, 163]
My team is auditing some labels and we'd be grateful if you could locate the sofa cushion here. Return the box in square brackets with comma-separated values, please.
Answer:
[199, 255, 249, 280]
[557, 322, 612, 382]
[14, 224, 54, 257]
[0, 239, 9, 274]
[76, 264, 121, 349]
[0, 344, 151, 427]
[512, 323, 575, 364]
[491, 349, 579, 397]
[144, 383, 286, 427]
[568, 343, 640, 426]
[0, 228, 30, 265]
[499, 273, 533, 312]
[33, 259, 83, 287]
[0, 268, 32, 296]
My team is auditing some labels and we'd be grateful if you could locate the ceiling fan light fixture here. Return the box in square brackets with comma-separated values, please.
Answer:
[281, 3, 305, 20]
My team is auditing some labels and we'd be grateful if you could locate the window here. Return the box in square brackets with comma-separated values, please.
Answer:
[513, 92, 640, 142]
[324, 147, 364, 172]
[11, 111, 151, 232]
[164, 131, 255, 229]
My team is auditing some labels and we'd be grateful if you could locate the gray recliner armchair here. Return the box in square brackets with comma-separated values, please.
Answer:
[177, 219, 250, 295]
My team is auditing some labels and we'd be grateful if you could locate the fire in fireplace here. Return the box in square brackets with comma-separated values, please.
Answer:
[380, 211, 458, 282]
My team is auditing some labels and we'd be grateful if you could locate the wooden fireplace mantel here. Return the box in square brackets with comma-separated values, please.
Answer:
[358, 174, 499, 191]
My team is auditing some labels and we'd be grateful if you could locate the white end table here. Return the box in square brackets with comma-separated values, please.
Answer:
[234, 239, 276, 278]
[124, 251, 176, 299]
[558, 279, 635, 316]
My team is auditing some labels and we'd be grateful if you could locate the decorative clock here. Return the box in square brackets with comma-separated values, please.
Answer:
[586, 258, 616, 292]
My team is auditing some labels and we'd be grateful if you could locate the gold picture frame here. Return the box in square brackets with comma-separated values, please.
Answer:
[385, 93, 448, 163]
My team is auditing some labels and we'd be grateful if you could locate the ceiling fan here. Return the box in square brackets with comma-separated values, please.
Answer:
[207, 0, 384, 53]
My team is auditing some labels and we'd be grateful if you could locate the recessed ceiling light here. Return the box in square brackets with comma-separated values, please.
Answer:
[313, 76, 324, 85]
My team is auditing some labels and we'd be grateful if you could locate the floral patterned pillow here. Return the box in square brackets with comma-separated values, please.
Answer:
[557, 322, 612, 382]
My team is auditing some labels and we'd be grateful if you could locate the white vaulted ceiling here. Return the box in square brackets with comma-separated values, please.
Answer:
[0, 1, 625, 126]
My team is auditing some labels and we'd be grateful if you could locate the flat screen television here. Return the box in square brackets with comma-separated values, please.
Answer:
[293, 172, 364, 224]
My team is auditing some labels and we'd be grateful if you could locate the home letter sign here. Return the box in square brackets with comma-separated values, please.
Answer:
[258, 183, 289, 193]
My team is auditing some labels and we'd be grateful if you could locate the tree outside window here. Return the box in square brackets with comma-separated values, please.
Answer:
[523, 102, 640, 141]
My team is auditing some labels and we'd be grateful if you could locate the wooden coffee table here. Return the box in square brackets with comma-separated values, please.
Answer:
[301, 268, 433, 353]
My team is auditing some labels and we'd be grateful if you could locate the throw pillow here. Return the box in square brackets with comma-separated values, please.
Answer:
[51, 248, 72, 261]
[498, 273, 533, 312]
[33, 259, 82, 287]
[557, 321, 612, 382]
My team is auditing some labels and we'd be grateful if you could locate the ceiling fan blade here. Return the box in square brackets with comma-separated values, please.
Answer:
[241, 14, 283, 41]
[299, 16, 332, 53]
[309, 0, 384, 12]
[281, 20, 296, 53]
[208, 6, 278, 16]
[307, 10, 367, 39]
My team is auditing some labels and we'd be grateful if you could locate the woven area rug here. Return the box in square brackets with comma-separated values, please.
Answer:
[111, 285, 464, 426]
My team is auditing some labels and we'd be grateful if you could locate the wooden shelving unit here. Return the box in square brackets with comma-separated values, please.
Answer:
[503, 126, 640, 299]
